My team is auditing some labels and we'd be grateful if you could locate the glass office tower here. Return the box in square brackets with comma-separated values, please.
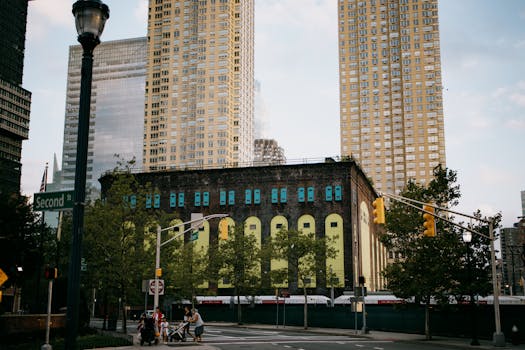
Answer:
[60, 37, 146, 198]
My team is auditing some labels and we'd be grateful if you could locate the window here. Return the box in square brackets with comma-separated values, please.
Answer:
[298, 187, 305, 203]
[307, 187, 315, 202]
[154, 193, 161, 208]
[220, 190, 226, 205]
[330, 222, 338, 227]
[271, 188, 278, 204]
[254, 189, 261, 204]
[228, 190, 235, 205]
[130, 195, 137, 208]
[178, 192, 185, 207]
[280, 188, 287, 203]
[170, 193, 176, 208]
[325, 186, 333, 201]
[202, 192, 209, 206]
[194, 192, 201, 206]
[335, 185, 343, 201]
[303, 222, 310, 228]
[245, 189, 252, 204]
[146, 194, 152, 209]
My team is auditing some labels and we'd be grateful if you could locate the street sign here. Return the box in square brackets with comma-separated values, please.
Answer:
[34, 190, 74, 211]
[148, 279, 164, 295]
[0, 268, 8, 287]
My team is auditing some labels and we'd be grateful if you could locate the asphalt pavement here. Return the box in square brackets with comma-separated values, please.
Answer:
[91, 320, 525, 350]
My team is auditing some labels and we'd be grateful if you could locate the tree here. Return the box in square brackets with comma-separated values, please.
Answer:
[380, 165, 493, 339]
[0, 191, 55, 313]
[79, 160, 175, 333]
[216, 224, 261, 324]
[269, 228, 337, 329]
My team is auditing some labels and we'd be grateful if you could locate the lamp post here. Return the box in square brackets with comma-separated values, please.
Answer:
[462, 231, 479, 346]
[153, 214, 228, 311]
[65, 1, 109, 350]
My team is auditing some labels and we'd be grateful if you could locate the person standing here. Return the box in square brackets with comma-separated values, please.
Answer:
[191, 308, 204, 342]
[153, 307, 163, 339]
[160, 316, 170, 344]
[183, 305, 194, 340]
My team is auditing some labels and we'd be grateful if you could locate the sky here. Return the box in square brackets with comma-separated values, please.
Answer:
[20, 0, 525, 228]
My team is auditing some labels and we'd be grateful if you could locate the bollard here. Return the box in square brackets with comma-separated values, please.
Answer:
[512, 324, 520, 345]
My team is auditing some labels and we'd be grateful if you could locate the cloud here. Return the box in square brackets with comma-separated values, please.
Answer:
[26, 0, 72, 40]
[134, 0, 148, 22]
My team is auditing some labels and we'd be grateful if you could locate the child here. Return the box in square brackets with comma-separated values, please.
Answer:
[160, 316, 170, 344]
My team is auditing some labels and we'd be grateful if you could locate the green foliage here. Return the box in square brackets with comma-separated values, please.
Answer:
[380, 165, 495, 338]
[217, 224, 262, 295]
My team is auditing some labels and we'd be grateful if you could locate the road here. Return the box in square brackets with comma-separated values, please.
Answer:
[194, 326, 467, 350]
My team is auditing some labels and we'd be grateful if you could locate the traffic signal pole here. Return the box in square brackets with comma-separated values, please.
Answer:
[379, 192, 504, 347]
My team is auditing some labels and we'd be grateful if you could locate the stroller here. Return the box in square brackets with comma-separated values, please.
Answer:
[140, 317, 158, 346]
[168, 321, 190, 342]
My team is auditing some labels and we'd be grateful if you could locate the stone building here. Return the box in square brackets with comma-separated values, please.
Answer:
[101, 159, 386, 294]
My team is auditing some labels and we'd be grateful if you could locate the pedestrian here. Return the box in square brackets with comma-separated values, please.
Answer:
[160, 316, 170, 344]
[183, 305, 194, 340]
[191, 308, 204, 342]
[153, 307, 163, 339]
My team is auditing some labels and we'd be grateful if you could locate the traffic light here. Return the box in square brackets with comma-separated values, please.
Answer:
[422, 204, 436, 237]
[219, 219, 229, 240]
[44, 265, 57, 280]
[155, 268, 162, 277]
[372, 197, 385, 224]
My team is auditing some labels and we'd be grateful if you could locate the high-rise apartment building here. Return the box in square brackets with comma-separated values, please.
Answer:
[60, 37, 146, 198]
[143, 0, 255, 171]
[0, 0, 31, 193]
[338, 0, 446, 194]
[254, 139, 286, 166]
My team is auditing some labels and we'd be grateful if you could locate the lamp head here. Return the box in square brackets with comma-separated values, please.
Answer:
[462, 231, 472, 243]
[72, 0, 109, 46]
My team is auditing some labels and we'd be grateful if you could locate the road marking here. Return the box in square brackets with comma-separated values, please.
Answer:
[373, 347, 384, 350]
[355, 345, 364, 348]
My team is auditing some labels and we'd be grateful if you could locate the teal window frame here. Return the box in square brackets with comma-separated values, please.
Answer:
[271, 188, 278, 204]
[228, 190, 235, 205]
[254, 189, 261, 204]
[169, 193, 176, 208]
[325, 186, 333, 201]
[146, 194, 152, 208]
[335, 185, 342, 201]
[298, 187, 305, 202]
[194, 192, 201, 206]
[130, 195, 137, 208]
[245, 189, 252, 204]
[307, 187, 315, 202]
[178, 192, 185, 207]
[202, 191, 209, 206]
[220, 190, 226, 205]
[154, 193, 161, 208]
[280, 188, 287, 203]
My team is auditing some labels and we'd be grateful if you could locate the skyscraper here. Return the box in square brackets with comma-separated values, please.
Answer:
[60, 37, 146, 198]
[338, 0, 446, 194]
[0, 0, 31, 193]
[143, 0, 255, 171]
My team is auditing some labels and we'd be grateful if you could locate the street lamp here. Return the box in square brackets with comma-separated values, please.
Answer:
[462, 231, 479, 346]
[153, 214, 228, 311]
[65, 1, 109, 350]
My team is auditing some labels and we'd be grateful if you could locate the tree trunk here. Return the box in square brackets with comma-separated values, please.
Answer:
[236, 289, 242, 325]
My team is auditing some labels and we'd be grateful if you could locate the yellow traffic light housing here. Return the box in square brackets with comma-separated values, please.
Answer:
[423, 204, 436, 237]
[156, 268, 162, 277]
[372, 197, 385, 224]
[219, 219, 229, 240]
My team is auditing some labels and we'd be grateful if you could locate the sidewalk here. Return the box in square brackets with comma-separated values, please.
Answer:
[93, 321, 525, 350]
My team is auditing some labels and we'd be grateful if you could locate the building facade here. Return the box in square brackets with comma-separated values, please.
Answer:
[338, 0, 446, 194]
[101, 160, 387, 294]
[254, 139, 286, 166]
[143, 0, 255, 171]
[500, 221, 525, 296]
[60, 37, 146, 198]
[0, 0, 31, 193]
